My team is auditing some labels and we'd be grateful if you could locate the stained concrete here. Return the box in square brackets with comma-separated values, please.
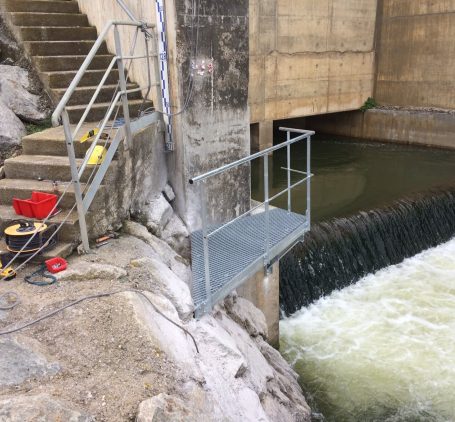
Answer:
[307, 108, 455, 150]
[375, 1, 455, 109]
[237, 263, 280, 348]
[249, 0, 377, 125]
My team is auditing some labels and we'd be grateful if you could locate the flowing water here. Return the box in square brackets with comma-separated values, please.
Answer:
[281, 238, 455, 422]
[252, 138, 455, 222]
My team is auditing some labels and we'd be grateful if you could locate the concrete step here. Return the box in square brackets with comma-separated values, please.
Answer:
[19, 26, 97, 41]
[0, 179, 108, 211]
[24, 40, 108, 56]
[53, 83, 141, 106]
[34, 54, 114, 72]
[66, 99, 152, 124]
[9, 12, 89, 27]
[0, 205, 80, 242]
[22, 123, 116, 158]
[4, 154, 118, 183]
[1, 0, 80, 13]
[41, 69, 119, 89]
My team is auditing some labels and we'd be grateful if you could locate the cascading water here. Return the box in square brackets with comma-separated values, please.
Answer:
[280, 237, 455, 422]
[280, 187, 455, 315]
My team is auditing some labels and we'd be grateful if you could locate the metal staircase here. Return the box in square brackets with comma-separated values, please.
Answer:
[0, 1, 162, 254]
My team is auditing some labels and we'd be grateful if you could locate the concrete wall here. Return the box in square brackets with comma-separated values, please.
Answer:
[167, 0, 251, 229]
[249, 0, 378, 127]
[375, 0, 455, 109]
[77, 0, 159, 107]
[307, 109, 455, 149]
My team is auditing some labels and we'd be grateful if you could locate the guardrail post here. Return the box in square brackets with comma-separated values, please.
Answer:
[62, 111, 90, 253]
[307, 135, 312, 225]
[286, 130, 291, 212]
[114, 24, 133, 149]
[200, 182, 212, 313]
[263, 155, 270, 266]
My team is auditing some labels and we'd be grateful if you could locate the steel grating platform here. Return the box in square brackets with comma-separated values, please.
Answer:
[191, 207, 309, 314]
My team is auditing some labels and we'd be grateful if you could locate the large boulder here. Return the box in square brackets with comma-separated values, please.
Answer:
[0, 65, 47, 122]
[161, 214, 190, 259]
[139, 193, 174, 237]
[0, 100, 25, 154]
[56, 263, 127, 281]
[0, 394, 93, 422]
[0, 337, 59, 387]
[137, 394, 197, 422]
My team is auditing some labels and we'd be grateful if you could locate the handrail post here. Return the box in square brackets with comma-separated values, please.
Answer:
[307, 136, 312, 225]
[286, 130, 291, 212]
[263, 155, 270, 266]
[114, 24, 133, 149]
[62, 111, 90, 253]
[200, 182, 212, 313]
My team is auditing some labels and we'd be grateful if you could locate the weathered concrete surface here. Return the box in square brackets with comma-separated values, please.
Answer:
[307, 108, 455, 149]
[167, 0, 251, 229]
[249, 0, 377, 125]
[375, 1, 455, 109]
[237, 263, 280, 348]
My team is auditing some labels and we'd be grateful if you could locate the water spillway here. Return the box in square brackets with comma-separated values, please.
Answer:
[281, 237, 455, 422]
[280, 187, 455, 316]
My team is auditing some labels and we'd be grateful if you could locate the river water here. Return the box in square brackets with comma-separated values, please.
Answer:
[280, 237, 455, 422]
[251, 138, 455, 222]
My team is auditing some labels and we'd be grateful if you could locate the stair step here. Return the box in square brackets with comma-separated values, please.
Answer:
[4, 155, 118, 183]
[0, 205, 80, 242]
[8, 12, 89, 27]
[53, 83, 141, 106]
[22, 123, 115, 158]
[66, 99, 152, 124]
[0, 179, 107, 211]
[1, 0, 80, 13]
[19, 26, 97, 42]
[34, 54, 114, 72]
[24, 40, 108, 56]
[41, 69, 119, 88]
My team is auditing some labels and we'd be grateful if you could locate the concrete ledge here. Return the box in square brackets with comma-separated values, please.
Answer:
[307, 108, 455, 150]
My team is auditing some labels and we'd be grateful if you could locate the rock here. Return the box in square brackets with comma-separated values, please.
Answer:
[0, 394, 93, 421]
[137, 393, 196, 422]
[162, 183, 175, 202]
[139, 256, 194, 322]
[126, 291, 201, 378]
[161, 214, 190, 258]
[0, 100, 25, 153]
[224, 295, 268, 339]
[56, 263, 127, 281]
[123, 221, 190, 282]
[0, 337, 59, 387]
[0, 65, 47, 122]
[0, 166, 5, 179]
[141, 194, 174, 236]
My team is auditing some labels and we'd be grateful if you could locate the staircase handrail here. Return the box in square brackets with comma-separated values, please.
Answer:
[51, 19, 154, 128]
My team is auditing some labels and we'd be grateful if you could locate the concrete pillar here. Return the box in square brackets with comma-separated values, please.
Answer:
[251, 120, 274, 153]
[166, 0, 251, 230]
[237, 263, 280, 348]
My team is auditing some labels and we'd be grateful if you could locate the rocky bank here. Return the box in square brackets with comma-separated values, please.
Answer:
[0, 218, 311, 421]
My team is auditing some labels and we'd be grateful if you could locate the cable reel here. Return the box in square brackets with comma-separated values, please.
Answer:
[4, 221, 57, 256]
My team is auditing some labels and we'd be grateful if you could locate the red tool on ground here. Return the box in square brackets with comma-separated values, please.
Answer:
[45, 257, 67, 274]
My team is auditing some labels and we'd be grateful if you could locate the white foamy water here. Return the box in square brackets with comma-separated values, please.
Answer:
[280, 238, 455, 422]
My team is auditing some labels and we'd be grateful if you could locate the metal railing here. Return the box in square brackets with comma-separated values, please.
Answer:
[189, 128, 314, 315]
[51, 18, 160, 252]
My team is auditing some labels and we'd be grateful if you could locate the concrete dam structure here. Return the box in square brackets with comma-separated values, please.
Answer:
[0, 0, 454, 420]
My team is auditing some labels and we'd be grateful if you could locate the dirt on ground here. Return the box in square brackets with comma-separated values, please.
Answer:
[0, 236, 185, 421]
